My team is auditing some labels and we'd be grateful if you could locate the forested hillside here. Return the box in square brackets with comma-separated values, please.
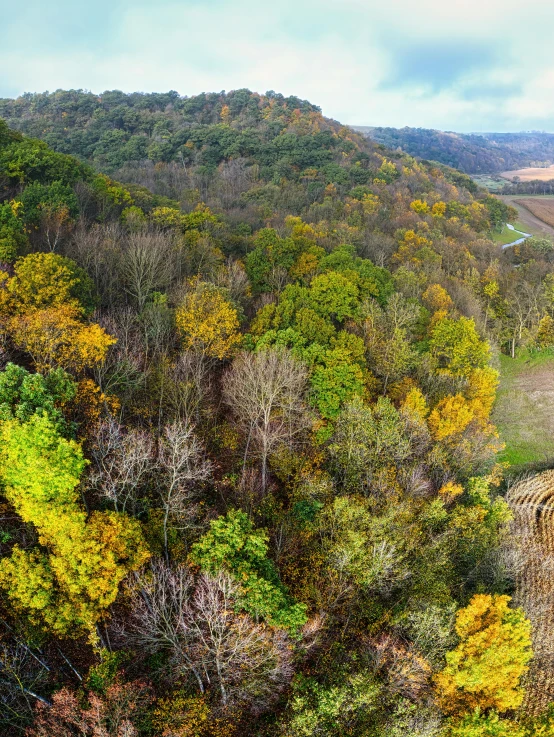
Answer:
[355, 125, 554, 174]
[2, 90, 554, 736]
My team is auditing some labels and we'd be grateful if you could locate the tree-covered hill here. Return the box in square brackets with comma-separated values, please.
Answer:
[2, 94, 554, 736]
[0, 88, 357, 180]
[355, 125, 554, 174]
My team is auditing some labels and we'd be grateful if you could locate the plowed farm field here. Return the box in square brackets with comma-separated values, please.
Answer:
[514, 198, 554, 229]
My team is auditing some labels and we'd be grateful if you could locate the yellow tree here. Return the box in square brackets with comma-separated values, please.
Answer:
[6, 252, 93, 314]
[175, 280, 241, 359]
[434, 594, 532, 715]
[466, 367, 499, 422]
[393, 229, 435, 266]
[422, 284, 454, 315]
[0, 414, 149, 637]
[410, 199, 430, 215]
[428, 394, 475, 441]
[9, 305, 116, 373]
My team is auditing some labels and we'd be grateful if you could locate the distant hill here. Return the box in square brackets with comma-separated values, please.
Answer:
[0, 89, 339, 180]
[354, 125, 554, 174]
[0, 88, 481, 203]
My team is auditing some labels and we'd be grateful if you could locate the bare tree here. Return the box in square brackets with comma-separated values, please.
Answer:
[88, 419, 155, 515]
[189, 570, 292, 709]
[28, 681, 153, 737]
[161, 352, 211, 425]
[66, 221, 124, 308]
[120, 231, 175, 310]
[88, 418, 210, 555]
[223, 350, 310, 491]
[93, 308, 146, 398]
[0, 641, 50, 733]
[124, 561, 204, 691]
[156, 421, 212, 559]
[214, 258, 251, 308]
[125, 561, 293, 709]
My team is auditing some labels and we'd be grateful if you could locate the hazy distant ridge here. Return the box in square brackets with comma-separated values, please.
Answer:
[353, 125, 554, 174]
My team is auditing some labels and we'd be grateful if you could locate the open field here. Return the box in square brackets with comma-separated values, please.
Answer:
[515, 198, 554, 229]
[501, 165, 554, 181]
[498, 195, 554, 237]
[492, 351, 554, 469]
[471, 174, 507, 192]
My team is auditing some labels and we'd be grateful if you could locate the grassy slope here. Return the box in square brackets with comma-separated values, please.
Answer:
[493, 350, 554, 468]
[490, 221, 532, 245]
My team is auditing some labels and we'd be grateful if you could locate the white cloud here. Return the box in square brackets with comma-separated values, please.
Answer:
[1, 0, 554, 131]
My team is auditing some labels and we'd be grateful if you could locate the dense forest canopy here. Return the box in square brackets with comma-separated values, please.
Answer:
[1, 89, 554, 736]
[355, 125, 554, 175]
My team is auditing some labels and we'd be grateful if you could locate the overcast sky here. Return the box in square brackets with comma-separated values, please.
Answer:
[1, 0, 553, 132]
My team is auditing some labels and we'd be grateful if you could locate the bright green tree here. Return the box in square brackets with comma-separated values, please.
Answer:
[190, 509, 307, 634]
[0, 201, 28, 262]
[0, 414, 149, 637]
[430, 316, 490, 378]
[0, 362, 76, 432]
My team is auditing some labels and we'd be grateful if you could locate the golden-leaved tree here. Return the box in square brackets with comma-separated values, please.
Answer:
[175, 279, 241, 359]
[0, 253, 115, 374]
[0, 413, 149, 637]
[9, 305, 116, 373]
[435, 593, 532, 715]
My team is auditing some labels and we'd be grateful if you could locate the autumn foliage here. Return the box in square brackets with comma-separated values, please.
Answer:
[435, 594, 532, 715]
[0, 93, 552, 736]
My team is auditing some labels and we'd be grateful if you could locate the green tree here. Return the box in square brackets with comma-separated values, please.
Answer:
[0, 201, 27, 262]
[190, 509, 307, 634]
[245, 228, 301, 294]
[0, 362, 76, 432]
[309, 347, 366, 420]
[309, 271, 359, 321]
[328, 396, 411, 492]
[280, 672, 381, 737]
[430, 316, 490, 378]
[442, 710, 524, 737]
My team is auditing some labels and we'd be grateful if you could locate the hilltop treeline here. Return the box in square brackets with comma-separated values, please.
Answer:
[1, 91, 554, 736]
[356, 125, 554, 175]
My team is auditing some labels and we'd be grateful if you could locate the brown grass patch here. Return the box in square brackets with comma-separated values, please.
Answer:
[514, 198, 554, 229]
[501, 166, 554, 182]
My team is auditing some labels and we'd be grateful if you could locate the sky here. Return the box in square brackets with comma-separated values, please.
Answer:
[1, 0, 554, 132]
